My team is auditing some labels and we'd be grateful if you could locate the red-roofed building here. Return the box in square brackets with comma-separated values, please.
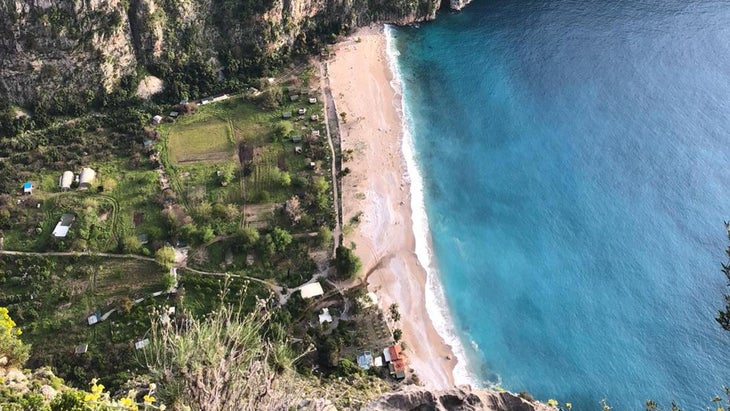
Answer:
[385, 344, 406, 380]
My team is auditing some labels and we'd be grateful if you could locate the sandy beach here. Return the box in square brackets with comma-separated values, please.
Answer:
[327, 25, 457, 388]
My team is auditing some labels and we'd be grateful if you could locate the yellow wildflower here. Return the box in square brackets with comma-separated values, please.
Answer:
[91, 382, 105, 394]
[84, 392, 100, 403]
[547, 399, 559, 407]
[119, 397, 135, 408]
[143, 395, 156, 404]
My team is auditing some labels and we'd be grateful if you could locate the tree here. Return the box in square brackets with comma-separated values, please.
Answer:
[278, 171, 291, 187]
[258, 234, 276, 260]
[259, 86, 282, 109]
[155, 246, 176, 270]
[389, 303, 401, 323]
[274, 121, 293, 142]
[121, 235, 141, 253]
[317, 226, 332, 246]
[271, 227, 292, 252]
[218, 165, 235, 187]
[335, 246, 361, 279]
[237, 226, 260, 246]
[162, 271, 177, 291]
[199, 225, 215, 243]
[0, 307, 29, 368]
[392, 328, 403, 342]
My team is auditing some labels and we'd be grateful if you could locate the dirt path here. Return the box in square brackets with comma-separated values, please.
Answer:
[0, 249, 156, 262]
[317, 60, 343, 257]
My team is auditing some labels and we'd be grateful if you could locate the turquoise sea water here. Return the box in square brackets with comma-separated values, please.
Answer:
[388, 1, 730, 409]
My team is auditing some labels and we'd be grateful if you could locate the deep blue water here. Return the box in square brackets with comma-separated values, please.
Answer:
[389, 1, 730, 409]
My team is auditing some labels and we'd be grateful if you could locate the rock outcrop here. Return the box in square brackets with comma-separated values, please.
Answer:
[0, 0, 474, 108]
[363, 386, 555, 411]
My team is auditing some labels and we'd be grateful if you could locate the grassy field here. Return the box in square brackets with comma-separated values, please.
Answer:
[167, 118, 233, 164]
[163, 97, 276, 167]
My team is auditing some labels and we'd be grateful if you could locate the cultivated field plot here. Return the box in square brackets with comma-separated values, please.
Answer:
[1, 255, 167, 385]
[167, 118, 234, 164]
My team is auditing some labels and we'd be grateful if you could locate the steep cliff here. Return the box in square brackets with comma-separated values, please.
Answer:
[0, 0, 137, 110]
[363, 386, 556, 411]
[0, 0, 472, 108]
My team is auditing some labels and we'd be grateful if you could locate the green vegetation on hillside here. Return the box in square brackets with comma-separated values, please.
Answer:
[0, 65, 392, 403]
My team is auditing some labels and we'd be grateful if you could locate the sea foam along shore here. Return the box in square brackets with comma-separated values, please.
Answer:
[384, 24, 478, 388]
[327, 24, 476, 388]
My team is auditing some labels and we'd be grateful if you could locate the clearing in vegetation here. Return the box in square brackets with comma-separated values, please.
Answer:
[167, 118, 233, 164]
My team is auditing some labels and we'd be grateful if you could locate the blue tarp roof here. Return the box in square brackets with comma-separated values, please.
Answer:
[22, 182, 32, 189]
[357, 352, 374, 370]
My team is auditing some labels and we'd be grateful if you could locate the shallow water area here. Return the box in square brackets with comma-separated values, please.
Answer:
[389, 0, 730, 408]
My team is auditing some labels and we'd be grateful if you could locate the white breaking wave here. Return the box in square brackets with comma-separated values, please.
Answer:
[384, 24, 481, 388]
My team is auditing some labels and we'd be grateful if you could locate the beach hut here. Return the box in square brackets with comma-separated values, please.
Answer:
[78, 167, 96, 190]
[295, 146, 303, 154]
[22, 182, 33, 194]
[300, 282, 324, 299]
[135, 339, 150, 350]
[59, 171, 73, 190]
[169, 111, 179, 118]
[310, 114, 319, 121]
[298, 108, 307, 115]
[308, 97, 317, 104]
[291, 135, 302, 143]
[282, 111, 292, 119]
[310, 130, 320, 139]
[74, 344, 88, 355]
[151, 115, 163, 125]
[87, 314, 99, 326]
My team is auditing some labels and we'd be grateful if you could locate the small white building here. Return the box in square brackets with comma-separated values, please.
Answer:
[87, 314, 99, 326]
[300, 282, 324, 299]
[59, 171, 73, 190]
[151, 115, 163, 125]
[78, 167, 96, 190]
[308, 97, 317, 104]
[318, 308, 333, 324]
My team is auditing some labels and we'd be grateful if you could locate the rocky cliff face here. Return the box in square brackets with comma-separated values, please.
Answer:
[363, 386, 555, 411]
[0, 0, 473, 108]
[0, 0, 137, 109]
